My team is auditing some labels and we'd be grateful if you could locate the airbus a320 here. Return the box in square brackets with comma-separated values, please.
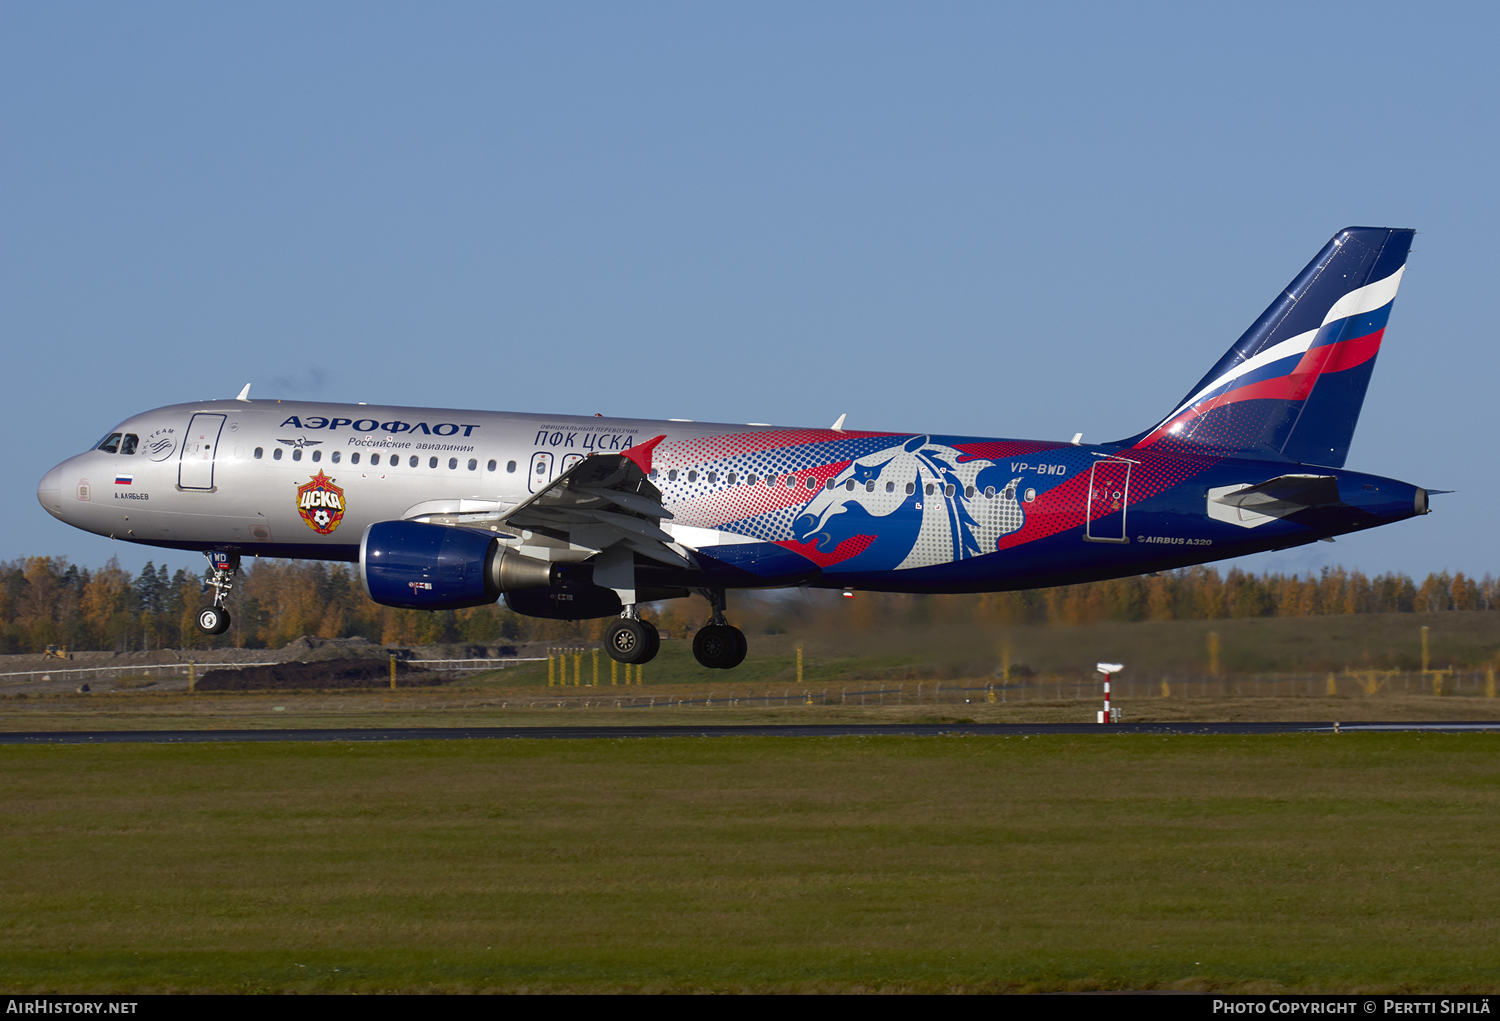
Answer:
[38, 227, 1433, 669]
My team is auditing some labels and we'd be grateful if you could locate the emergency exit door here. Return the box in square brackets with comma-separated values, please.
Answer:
[527, 451, 555, 493]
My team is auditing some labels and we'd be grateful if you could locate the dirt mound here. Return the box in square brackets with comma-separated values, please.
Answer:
[195, 659, 445, 691]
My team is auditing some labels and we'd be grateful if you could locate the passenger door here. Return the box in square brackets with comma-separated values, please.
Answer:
[178, 414, 226, 490]
[1084, 458, 1132, 543]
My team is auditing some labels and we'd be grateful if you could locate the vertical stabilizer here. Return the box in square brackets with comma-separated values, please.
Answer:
[1122, 227, 1414, 466]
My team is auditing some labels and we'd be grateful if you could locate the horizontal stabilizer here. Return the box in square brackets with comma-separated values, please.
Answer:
[1208, 474, 1340, 528]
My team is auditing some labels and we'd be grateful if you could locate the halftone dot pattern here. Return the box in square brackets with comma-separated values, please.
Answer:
[654, 430, 906, 534]
[1143, 401, 1292, 457]
[951, 439, 1073, 460]
[671, 461, 851, 536]
[659, 429, 900, 469]
[636, 427, 1227, 567]
[995, 448, 1225, 552]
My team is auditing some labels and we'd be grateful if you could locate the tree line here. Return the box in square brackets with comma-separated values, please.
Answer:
[0, 556, 1494, 655]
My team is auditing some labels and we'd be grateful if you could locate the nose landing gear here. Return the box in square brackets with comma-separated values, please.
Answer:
[195, 551, 239, 636]
[690, 588, 747, 669]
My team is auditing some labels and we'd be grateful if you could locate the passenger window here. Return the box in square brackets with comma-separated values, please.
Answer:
[826, 479, 836, 491]
[120, 434, 139, 455]
[845, 479, 855, 492]
[727, 472, 738, 485]
[885, 481, 894, 493]
[430, 457, 439, 468]
[965, 485, 975, 498]
[98, 433, 122, 453]
[502, 460, 512, 472]
[707, 471, 718, 484]
[668, 469, 678, 482]
[984, 486, 995, 499]
[312, 450, 321, 462]
[865, 480, 875, 493]
[449, 458, 458, 470]
[806, 476, 817, 490]
[274, 448, 283, 461]
[925, 483, 934, 495]
[351, 452, 361, 464]
[254, 447, 264, 459]
[945, 484, 955, 497]
[293, 449, 302, 461]
[905, 482, 915, 495]
[785, 476, 795, 488]
[468, 459, 477, 471]
[747, 474, 758, 486]
[687, 470, 697, 483]
[370, 453, 380, 465]
[410, 456, 418, 468]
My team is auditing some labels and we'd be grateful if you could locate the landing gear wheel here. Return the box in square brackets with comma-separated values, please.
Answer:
[693, 624, 744, 669]
[724, 625, 747, 669]
[693, 624, 747, 668]
[196, 605, 231, 636]
[606, 618, 660, 664]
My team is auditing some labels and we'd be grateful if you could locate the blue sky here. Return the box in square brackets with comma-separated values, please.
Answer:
[4, 1, 1496, 582]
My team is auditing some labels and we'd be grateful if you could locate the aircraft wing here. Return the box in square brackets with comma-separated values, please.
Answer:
[497, 436, 692, 568]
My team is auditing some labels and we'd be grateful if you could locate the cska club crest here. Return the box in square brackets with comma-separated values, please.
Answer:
[296, 471, 346, 535]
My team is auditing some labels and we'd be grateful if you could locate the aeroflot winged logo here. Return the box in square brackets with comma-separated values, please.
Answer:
[296, 471, 346, 535]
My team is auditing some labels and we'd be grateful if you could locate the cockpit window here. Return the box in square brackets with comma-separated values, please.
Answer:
[120, 434, 139, 455]
[97, 433, 122, 454]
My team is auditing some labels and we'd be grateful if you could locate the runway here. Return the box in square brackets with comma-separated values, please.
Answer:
[2, 721, 1497, 744]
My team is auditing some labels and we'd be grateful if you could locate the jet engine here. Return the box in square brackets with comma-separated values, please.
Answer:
[359, 520, 557, 611]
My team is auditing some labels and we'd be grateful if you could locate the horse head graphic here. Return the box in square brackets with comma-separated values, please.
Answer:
[793, 436, 1026, 570]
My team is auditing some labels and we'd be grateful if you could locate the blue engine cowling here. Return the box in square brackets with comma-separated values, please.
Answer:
[360, 520, 504, 611]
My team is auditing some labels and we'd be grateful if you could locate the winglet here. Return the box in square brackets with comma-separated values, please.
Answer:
[831, 413, 847, 432]
[621, 435, 667, 476]
[235, 384, 252, 402]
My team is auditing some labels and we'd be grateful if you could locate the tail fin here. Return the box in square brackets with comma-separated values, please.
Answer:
[1122, 227, 1414, 467]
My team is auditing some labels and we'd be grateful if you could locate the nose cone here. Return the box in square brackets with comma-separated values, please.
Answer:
[37, 463, 67, 520]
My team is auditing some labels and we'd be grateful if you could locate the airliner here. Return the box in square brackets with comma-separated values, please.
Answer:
[38, 227, 1432, 669]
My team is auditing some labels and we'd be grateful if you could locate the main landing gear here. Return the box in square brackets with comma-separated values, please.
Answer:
[605, 606, 660, 665]
[195, 551, 239, 636]
[601, 589, 747, 669]
[690, 588, 746, 670]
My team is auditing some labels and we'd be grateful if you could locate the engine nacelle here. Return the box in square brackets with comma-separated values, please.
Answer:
[360, 520, 557, 611]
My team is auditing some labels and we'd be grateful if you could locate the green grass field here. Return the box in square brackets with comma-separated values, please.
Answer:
[2, 733, 1498, 993]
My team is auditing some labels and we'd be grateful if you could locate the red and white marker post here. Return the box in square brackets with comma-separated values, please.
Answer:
[1097, 662, 1123, 724]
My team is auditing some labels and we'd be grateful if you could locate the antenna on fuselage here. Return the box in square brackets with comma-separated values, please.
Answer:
[831, 413, 847, 432]
[235, 384, 252, 402]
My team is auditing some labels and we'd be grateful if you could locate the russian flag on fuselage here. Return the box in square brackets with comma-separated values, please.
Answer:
[1127, 227, 1414, 468]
